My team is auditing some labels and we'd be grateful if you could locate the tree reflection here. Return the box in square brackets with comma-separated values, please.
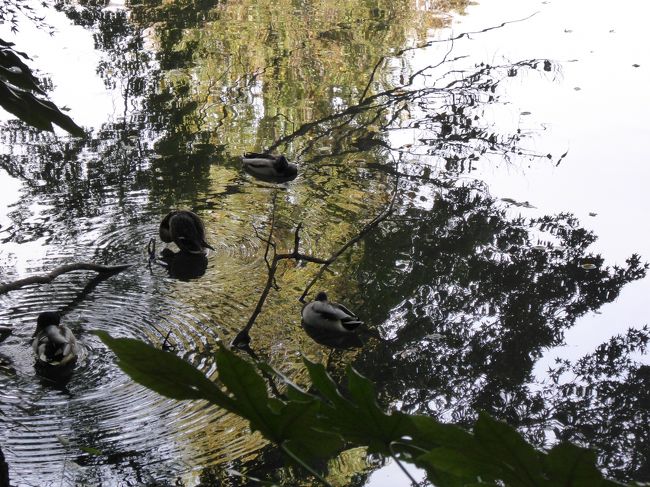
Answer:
[535, 327, 650, 481]
[353, 182, 647, 480]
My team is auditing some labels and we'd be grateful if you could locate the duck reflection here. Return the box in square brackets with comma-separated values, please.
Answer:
[159, 248, 208, 281]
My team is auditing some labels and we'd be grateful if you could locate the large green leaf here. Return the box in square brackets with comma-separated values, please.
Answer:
[544, 442, 623, 487]
[305, 360, 415, 454]
[95, 331, 233, 408]
[215, 345, 278, 436]
[215, 348, 343, 461]
[98, 336, 627, 486]
[473, 412, 546, 486]
[417, 447, 502, 482]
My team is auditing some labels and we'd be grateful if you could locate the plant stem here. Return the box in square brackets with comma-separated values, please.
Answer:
[280, 443, 333, 487]
[390, 452, 420, 487]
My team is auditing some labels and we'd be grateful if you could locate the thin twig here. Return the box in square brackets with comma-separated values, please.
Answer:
[264, 192, 278, 268]
[359, 56, 385, 104]
[0, 263, 132, 295]
[299, 178, 399, 303]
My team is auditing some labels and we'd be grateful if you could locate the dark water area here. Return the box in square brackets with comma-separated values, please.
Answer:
[0, 0, 648, 485]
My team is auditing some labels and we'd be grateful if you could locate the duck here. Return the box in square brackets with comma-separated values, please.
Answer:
[32, 312, 78, 367]
[159, 210, 214, 254]
[301, 292, 365, 349]
[242, 152, 298, 182]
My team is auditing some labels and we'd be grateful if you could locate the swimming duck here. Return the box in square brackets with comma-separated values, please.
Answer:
[301, 292, 365, 349]
[242, 152, 298, 182]
[32, 312, 78, 367]
[159, 210, 214, 254]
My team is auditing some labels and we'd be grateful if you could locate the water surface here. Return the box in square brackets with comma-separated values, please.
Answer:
[1, 0, 648, 485]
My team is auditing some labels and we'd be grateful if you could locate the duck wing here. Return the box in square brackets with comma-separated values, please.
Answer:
[184, 211, 214, 250]
[34, 326, 76, 363]
[330, 302, 363, 330]
[243, 152, 275, 161]
[306, 301, 361, 329]
[170, 212, 207, 253]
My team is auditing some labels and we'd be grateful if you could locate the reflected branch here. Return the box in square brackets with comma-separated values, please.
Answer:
[232, 168, 398, 349]
[0, 262, 131, 295]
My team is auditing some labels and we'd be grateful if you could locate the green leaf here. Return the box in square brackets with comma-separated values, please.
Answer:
[473, 412, 545, 486]
[79, 446, 103, 456]
[95, 331, 233, 408]
[417, 447, 502, 481]
[216, 347, 343, 461]
[305, 360, 415, 455]
[409, 414, 479, 453]
[544, 442, 623, 486]
[215, 346, 279, 437]
[303, 359, 350, 408]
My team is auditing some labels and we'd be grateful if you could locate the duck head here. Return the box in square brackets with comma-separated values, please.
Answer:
[274, 155, 289, 171]
[314, 291, 328, 302]
[36, 312, 60, 332]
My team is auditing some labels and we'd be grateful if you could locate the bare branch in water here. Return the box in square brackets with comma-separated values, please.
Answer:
[0, 262, 132, 295]
[232, 163, 398, 348]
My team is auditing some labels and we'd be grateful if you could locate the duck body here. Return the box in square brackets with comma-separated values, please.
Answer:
[159, 210, 214, 254]
[242, 152, 298, 182]
[32, 312, 78, 367]
[301, 292, 364, 349]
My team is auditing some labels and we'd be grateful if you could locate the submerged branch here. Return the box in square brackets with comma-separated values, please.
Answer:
[0, 262, 132, 295]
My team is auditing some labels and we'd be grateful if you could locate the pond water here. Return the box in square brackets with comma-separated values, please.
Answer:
[1, 0, 648, 486]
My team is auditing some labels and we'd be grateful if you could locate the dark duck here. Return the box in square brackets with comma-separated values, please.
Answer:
[32, 312, 78, 367]
[159, 210, 214, 254]
[242, 153, 298, 182]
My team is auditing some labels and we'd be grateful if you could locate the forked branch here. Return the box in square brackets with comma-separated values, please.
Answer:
[232, 173, 398, 349]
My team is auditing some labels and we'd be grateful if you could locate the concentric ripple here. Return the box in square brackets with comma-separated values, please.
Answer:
[0, 259, 269, 485]
[0, 194, 275, 485]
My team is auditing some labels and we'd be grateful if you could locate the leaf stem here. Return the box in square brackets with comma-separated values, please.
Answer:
[280, 443, 333, 487]
[390, 452, 420, 487]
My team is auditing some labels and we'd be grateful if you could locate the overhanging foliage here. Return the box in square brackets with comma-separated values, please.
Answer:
[97, 331, 630, 486]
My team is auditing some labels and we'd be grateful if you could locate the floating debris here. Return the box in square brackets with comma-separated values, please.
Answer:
[501, 197, 536, 208]
[56, 435, 70, 446]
